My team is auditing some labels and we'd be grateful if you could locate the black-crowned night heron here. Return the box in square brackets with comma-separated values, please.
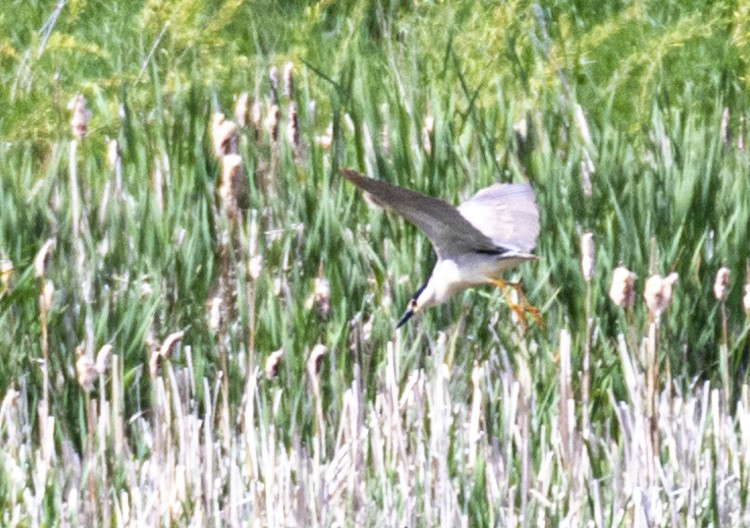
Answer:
[342, 168, 541, 328]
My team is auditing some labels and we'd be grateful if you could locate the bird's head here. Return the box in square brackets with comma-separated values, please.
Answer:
[396, 280, 435, 328]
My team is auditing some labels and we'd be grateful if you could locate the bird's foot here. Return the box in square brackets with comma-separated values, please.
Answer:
[491, 279, 544, 330]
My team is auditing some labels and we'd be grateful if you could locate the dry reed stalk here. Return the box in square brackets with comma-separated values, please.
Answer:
[715, 266, 731, 405]
[307, 344, 327, 459]
[283, 62, 294, 99]
[153, 158, 163, 212]
[34, 239, 55, 461]
[581, 232, 594, 436]
[211, 112, 238, 157]
[467, 361, 483, 469]
[642, 272, 677, 471]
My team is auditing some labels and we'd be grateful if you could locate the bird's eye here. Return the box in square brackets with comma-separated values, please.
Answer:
[409, 298, 418, 309]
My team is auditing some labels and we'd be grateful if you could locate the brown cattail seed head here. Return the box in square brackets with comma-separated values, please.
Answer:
[608, 265, 636, 308]
[96, 344, 113, 374]
[643, 272, 678, 318]
[34, 239, 55, 278]
[265, 348, 284, 379]
[159, 331, 184, 360]
[307, 344, 326, 375]
[251, 101, 262, 136]
[76, 347, 98, 392]
[220, 154, 249, 212]
[283, 62, 294, 99]
[580, 232, 595, 282]
[70, 94, 90, 139]
[149, 330, 185, 378]
[713, 267, 730, 301]
[269, 66, 279, 93]
[211, 113, 238, 157]
[265, 105, 280, 141]
[286, 103, 299, 152]
[305, 276, 331, 319]
[234, 92, 250, 128]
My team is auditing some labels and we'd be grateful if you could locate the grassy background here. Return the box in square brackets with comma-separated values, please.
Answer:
[2, 0, 750, 525]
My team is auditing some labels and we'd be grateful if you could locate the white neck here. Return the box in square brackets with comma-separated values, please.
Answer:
[416, 260, 464, 308]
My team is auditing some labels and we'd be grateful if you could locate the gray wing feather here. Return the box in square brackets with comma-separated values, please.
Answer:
[457, 183, 540, 253]
[342, 169, 498, 258]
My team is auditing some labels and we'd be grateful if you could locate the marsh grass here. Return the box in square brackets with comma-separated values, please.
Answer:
[2, 1, 750, 526]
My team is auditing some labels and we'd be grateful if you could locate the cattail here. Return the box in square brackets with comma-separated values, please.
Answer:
[234, 92, 250, 128]
[307, 344, 326, 375]
[283, 62, 294, 99]
[580, 232, 594, 282]
[149, 330, 185, 378]
[76, 346, 98, 392]
[265, 105, 280, 142]
[220, 154, 249, 212]
[608, 265, 636, 308]
[251, 100, 263, 141]
[714, 267, 730, 301]
[69, 94, 90, 139]
[305, 275, 331, 319]
[286, 102, 299, 153]
[211, 113, 238, 157]
[265, 348, 284, 379]
[96, 344, 113, 374]
[159, 330, 184, 359]
[34, 239, 55, 278]
[643, 272, 678, 318]
[269, 66, 279, 95]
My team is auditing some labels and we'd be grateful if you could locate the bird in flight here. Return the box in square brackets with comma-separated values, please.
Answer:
[342, 169, 541, 328]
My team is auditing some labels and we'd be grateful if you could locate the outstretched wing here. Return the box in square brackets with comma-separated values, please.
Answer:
[342, 169, 498, 259]
[457, 183, 540, 253]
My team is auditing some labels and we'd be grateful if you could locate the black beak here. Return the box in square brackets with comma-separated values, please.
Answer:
[396, 306, 415, 328]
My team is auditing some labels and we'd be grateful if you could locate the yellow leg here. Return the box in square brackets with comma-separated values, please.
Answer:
[490, 279, 544, 329]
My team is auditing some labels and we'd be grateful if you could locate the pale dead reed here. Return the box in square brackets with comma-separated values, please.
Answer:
[715, 266, 731, 404]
